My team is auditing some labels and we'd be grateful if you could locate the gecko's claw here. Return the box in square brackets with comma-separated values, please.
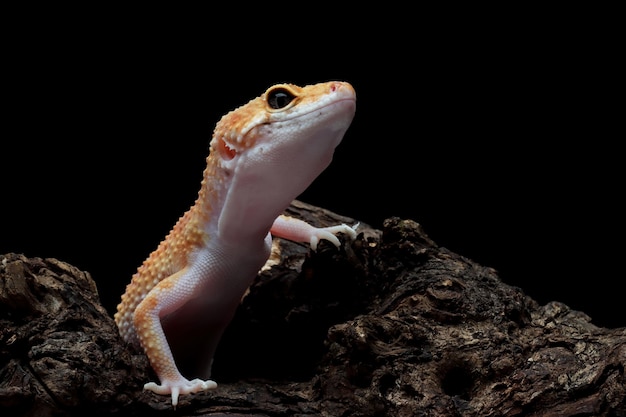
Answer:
[310, 223, 359, 251]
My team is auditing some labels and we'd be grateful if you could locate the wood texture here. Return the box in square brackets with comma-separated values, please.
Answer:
[1, 200, 624, 416]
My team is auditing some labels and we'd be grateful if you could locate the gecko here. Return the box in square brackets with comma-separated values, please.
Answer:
[114, 81, 357, 407]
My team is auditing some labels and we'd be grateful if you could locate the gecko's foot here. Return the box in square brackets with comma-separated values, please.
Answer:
[310, 223, 359, 250]
[144, 378, 217, 407]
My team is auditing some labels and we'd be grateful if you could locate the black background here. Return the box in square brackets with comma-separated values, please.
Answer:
[2, 10, 623, 328]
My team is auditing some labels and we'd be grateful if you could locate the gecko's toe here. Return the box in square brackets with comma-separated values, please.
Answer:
[144, 378, 217, 407]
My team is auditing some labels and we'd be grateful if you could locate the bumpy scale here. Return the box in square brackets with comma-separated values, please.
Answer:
[114, 81, 357, 407]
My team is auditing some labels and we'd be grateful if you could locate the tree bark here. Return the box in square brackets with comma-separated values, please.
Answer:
[1, 200, 624, 416]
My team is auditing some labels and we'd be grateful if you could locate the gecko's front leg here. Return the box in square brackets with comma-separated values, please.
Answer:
[133, 267, 217, 407]
[270, 214, 358, 250]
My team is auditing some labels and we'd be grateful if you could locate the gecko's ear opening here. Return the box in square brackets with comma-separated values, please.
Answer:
[217, 137, 237, 161]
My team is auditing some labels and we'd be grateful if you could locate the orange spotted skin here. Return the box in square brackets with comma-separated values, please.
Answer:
[114, 81, 357, 407]
[114, 161, 216, 348]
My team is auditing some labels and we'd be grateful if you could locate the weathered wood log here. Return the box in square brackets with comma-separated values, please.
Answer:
[1, 200, 624, 416]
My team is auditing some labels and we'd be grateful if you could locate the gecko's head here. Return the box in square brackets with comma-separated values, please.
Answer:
[210, 81, 356, 211]
[211, 81, 356, 168]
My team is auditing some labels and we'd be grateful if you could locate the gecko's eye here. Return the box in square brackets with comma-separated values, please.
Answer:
[267, 87, 296, 110]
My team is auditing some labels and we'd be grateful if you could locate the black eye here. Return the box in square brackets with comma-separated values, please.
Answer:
[267, 88, 295, 109]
